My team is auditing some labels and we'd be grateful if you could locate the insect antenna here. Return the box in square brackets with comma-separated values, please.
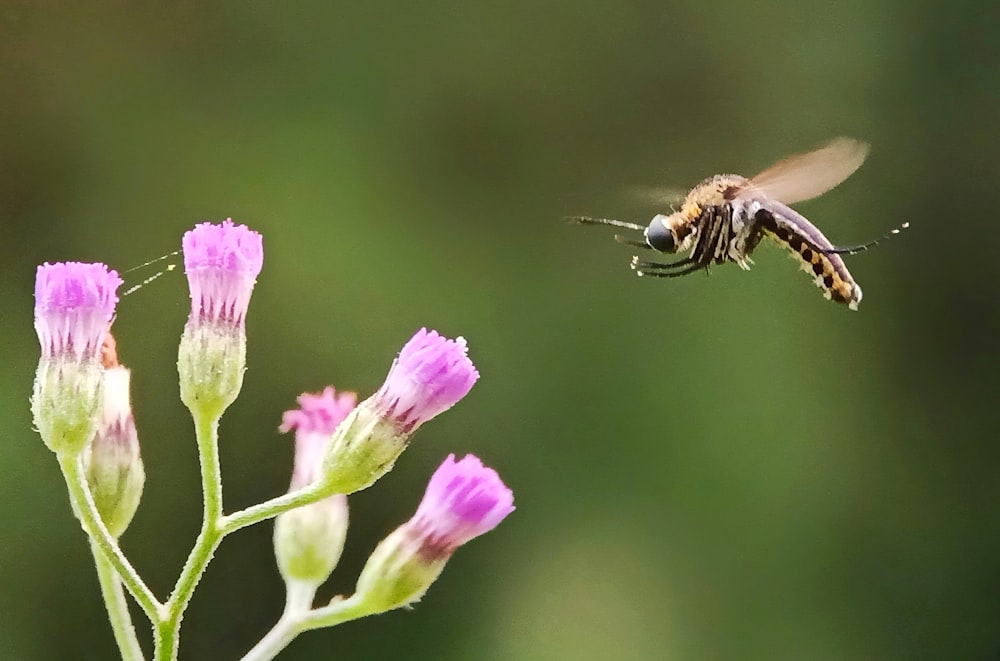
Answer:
[566, 216, 645, 231]
[820, 222, 910, 255]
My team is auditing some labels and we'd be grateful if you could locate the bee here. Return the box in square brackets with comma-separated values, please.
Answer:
[571, 138, 907, 310]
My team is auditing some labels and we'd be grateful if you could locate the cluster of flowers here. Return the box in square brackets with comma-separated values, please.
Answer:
[31, 220, 514, 660]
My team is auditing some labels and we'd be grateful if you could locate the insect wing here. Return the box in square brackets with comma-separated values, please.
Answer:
[737, 137, 869, 205]
[625, 185, 688, 208]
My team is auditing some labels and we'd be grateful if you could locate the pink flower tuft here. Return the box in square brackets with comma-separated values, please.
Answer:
[85, 364, 145, 537]
[182, 219, 263, 326]
[409, 453, 514, 556]
[374, 329, 479, 432]
[34, 262, 122, 360]
[97, 363, 137, 439]
[281, 387, 357, 489]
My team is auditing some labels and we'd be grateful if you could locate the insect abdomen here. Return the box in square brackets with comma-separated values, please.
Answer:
[756, 205, 863, 310]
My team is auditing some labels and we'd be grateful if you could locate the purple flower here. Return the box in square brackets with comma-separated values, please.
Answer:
[32, 263, 122, 455]
[182, 219, 263, 327]
[373, 329, 479, 432]
[409, 453, 514, 556]
[275, 387, 356, 587]
[280, 387, 358, 489]
[352, 453, 513, 611]
[34, 262, 122, 361]
[178, 220, 262, 416]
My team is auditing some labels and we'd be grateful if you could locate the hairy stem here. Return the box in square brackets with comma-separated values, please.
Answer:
[220, 481, 329, 535]
[239, 582, 318, 661]
[58, 453, 161, 620]
[91, 539, 147, 661]
[153, 412, 225, 660]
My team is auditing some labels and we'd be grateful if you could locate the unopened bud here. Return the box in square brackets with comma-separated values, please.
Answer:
[322, 329, 478, 494]
[274, 388, 355, 590]
[353, 454, 513, 612]
[83, 357, 144, 538]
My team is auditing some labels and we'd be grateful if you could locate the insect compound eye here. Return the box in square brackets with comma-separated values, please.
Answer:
[644, 215, 676, 252]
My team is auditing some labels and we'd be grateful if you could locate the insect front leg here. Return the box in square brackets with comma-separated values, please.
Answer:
[630, 256, 695, 271]
[614, 234, 654, 249]
[632, 260, 708, 278]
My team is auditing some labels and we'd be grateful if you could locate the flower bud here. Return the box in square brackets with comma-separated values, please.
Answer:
[177, 219, 263, 418]
[32, 262, 122, 456]
[83, 340, 144, 538]
[274, 388, 356, 590]
[322, 329, 478, 494]
[354, 454, 513, 612]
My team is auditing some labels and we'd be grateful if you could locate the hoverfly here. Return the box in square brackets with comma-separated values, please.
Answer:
[571, 138, 907, 310]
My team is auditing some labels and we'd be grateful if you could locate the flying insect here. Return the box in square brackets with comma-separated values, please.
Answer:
[571, 138, 907, 310]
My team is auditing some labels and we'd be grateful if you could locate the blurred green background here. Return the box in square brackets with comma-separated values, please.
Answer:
[2, 1, 998, 659]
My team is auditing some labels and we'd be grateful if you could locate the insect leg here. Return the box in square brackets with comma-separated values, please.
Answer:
[819, 222, 910, 255]
[630, 208, 720, 276]
[630, 256, 695, 270]
[614, 234, 652, 249]
[685, 207, 722, 266]
[710, 205, 734, 264]
[633, 261, 708, 278]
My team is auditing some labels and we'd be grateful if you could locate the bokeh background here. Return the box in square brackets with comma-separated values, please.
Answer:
[2, 1, 998, 660]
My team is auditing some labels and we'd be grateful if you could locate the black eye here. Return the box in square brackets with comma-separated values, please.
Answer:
[644, 218, 676, 252]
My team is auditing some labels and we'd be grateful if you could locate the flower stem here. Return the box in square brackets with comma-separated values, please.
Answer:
[239, 607, 301, 661]
[240, 592, 372, 661]
[298, 594, 372, 631]
[239, 582, 317, 661]
[220, 480, 330, 535]
[91, 539, 146, 661]
[58, 453, 161, 620]
[154, 411, 225, 660]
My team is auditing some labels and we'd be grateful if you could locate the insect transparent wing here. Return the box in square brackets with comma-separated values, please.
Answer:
[737, 138, 869, 205]
[625, 185, 688, 208]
